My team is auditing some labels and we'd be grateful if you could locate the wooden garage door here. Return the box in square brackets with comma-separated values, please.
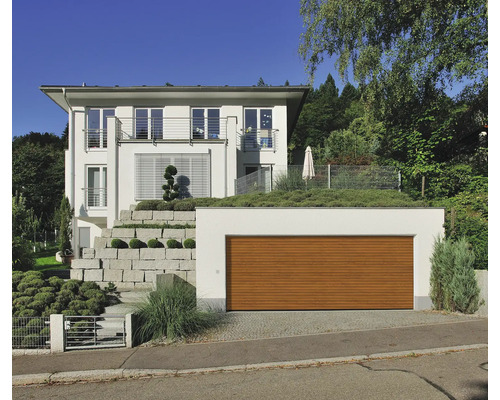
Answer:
[226, 236, 413, 311]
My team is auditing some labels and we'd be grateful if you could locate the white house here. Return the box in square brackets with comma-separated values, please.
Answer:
[41, 85, 309, 256]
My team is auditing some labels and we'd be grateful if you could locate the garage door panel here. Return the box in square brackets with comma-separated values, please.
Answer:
[226, 236, 413, 310]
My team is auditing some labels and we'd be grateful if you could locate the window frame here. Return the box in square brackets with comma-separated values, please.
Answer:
[191, 107, 221, 139]
[134, 107, 164, 140]
[86, 108, 115, 150]
[85, 165, 108, 209]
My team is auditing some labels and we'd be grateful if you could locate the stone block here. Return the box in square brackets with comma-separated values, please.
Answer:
[118, 249, 140, 260]
[115, 282, 135, 291]
[185, 228, 196, 239]
[173, 211, 196, 221]
[132, 210, 153, 220]
[120, 210, 132, 220]
[133, 260, 180, 270]
[123, 270, 145, 283]
[101, 228, 112, 238]
[140, 248, 166, 260]
[95, 248, 118, 259]
[179, 260, 196, 271]
[145, 271, 163, 282]
[101, 260, 110, 269]
[109, 259, 132, 270]
[70, 269, 84, 280]
[112, 228, 136, 238]
[134, 282, 154, 290]
[71, 259, 100, 269]
[136, 228, 162, 239]
[84, 269, 103, 282]
[113, 220, 123, 227]
[162, 229, 186, 240]
[104, 269, 123, 282]
[155, 273, 185, 288]
[165, 249, 192, 260]
[129, 204, 137, 211]
[94, 237, 107, 249]
[191, 249, 196, 260]
[186, 270, 196, 286]
[82, 248, 95, 259]
[153, 210, 174, 221]
[169, 221, 194, 227]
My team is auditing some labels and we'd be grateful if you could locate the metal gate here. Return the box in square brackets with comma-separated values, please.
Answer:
[64, 315, 126, 350]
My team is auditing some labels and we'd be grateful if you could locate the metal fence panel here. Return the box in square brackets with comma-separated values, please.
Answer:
[12, 317, 50, 349]
[64, 315, 126, 350]
[235, 167, 272, 195]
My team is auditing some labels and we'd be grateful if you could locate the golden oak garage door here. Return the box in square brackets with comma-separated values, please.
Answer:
[226, 236, 414, 311]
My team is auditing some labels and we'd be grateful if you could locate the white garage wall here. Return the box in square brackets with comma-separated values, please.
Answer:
[196, 207, 445, 311]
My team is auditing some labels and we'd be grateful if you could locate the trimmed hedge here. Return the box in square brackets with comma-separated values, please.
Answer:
[183, 238, 196, 249]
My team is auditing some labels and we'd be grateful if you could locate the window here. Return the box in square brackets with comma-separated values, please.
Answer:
[86, 166, 107, 208]
[135, 153, 210, 200]
[135, 108, 163, 139]
[244, 108, 273, 149]
[87, 108, 114, 148]
[192, 108, 220, 139]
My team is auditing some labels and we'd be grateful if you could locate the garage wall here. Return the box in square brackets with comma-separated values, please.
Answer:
[196, 207, 445, 311]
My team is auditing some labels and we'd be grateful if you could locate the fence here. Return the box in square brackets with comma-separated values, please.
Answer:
[12, 317, 50, 349]
[235, 165, 400, 195]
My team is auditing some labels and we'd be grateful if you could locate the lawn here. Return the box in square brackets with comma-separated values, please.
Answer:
[33, 244, 69, 272]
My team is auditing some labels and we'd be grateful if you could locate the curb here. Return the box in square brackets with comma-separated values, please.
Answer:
[12, 344, 487, 386]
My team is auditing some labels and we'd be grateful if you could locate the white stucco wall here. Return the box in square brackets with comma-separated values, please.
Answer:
[196, 207, 445, 311]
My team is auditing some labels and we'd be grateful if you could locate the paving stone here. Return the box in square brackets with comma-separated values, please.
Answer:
[95, 248, 118, 259]
[115, 282, 135, 291]
[103, 269, 123, 282]
[123, 270, 145, 282]
[72, 259, 100, 269]
[84, 269, 103, 282]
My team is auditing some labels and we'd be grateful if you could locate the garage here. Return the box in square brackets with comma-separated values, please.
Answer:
[226, 236, 414, 311]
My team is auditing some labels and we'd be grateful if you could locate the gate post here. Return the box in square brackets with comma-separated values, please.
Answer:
[125, 313, 133, 348]
[50, 314, 65, 353]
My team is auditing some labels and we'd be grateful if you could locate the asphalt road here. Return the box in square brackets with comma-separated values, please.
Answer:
[13, 347, 487, 400]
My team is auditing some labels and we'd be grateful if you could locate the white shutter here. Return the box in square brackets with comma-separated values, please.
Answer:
[135, 153, 211, 200]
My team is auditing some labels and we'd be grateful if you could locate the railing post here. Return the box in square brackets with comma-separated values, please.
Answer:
[125, 314, 133, 348]
[328, 164, 331, 189]
[50, 314, 65, 353]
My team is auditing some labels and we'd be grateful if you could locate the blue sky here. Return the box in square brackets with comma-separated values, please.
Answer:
[11, 0, 346, 138]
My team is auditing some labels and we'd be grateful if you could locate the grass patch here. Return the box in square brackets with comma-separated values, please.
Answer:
[33, 244, 69, 272]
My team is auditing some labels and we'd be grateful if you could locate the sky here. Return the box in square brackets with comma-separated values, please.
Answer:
[11, 0, 347, 138]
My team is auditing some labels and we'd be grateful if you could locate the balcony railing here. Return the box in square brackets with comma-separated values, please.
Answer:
[238, 129, 278, 152]
[85, 129, 108, 150]
[83, 188, 107, 208]
[115, 117, 228, 142]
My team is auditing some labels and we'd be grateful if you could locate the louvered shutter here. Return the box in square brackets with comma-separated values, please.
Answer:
[135, 153, 211, 200]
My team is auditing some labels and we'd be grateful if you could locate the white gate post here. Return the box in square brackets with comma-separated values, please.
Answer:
[50, 314, 65, 353]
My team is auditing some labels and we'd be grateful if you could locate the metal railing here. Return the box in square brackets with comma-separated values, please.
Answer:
[84, 129, 108, 150]
[238, 129, 278, 152]
[116, 117, 228, 142]
[12, 317, 50, 349]
[83, 187, 107, 208]
[234, 165, 401, 195]
[64, 315, 126, 350]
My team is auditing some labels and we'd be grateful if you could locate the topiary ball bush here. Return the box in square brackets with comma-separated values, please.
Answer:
[166, 239, 181, 249]
[111, 238, 128, 249]
[183, 238, 196, 249]
[147, 238, 163, 248]
[129, 238, 147, 249]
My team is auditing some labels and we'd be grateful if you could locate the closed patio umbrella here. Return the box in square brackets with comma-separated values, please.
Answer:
[302, 146, 315, 189]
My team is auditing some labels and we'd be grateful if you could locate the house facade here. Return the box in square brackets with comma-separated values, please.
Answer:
[41, 85, 309, 256]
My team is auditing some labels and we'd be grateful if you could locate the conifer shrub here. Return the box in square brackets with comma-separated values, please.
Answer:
[129, 238, 147, 249]
[147, 238, 163, 248]
[183, 238, 196, 249]
[166, 239, 182, 249]
[111, 238, 128, 248]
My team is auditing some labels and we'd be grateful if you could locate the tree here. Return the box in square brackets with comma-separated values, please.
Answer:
[58, 196, 73, 255]
[299, 0, 487, 111]
[257, 77, 268, 87]
[162, 165, 180, 201]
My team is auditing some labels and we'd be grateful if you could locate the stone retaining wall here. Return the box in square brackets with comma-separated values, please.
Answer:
[71, 210, 196, 290]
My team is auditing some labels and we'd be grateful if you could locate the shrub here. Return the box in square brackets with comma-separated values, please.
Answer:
[129, 238, 147, 249]
[18, 309, 37, 317]
[28, 300, 46, 313]
[61, 280, 81, 293]
[17, 278, 46, 293]
[48, 276, 65, 290]
[166, 239, 181, 249]
[58, 195, 73, 255]
[133, 283, 218, 344]
[83, 289, 106, 303]
[111, 238, 128, 249]
[12, 237, 36, 271]
[147, 238, 163, 248]
[86, 298, 105, 315]
[21, 334, 44, 348]
[23, 287, 40, 297]
[34, 291, 56, 305]
[68, 299, 88, 313]
[430, 236, 480, 314]
[183, 238, 196, 249]
[163, 165, 180, 201]
[79, 281, 101, 297]
[12, 271, 25, 290]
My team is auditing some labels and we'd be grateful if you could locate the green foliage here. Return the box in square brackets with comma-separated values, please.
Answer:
[430, 237, 480, 313]
[47, 276, 65, 290]
[133, 283, 218, 343]
[129, 238, 147, 249]
[110, 238, 128, 249]
[58, 196, 73, 255]
[273, 168, 306, 191]
[12, 237, 35, 271]
[61, 280, 82, 294]
[147, 238, 163, 248]
[167, 239, 181, 249]
[163, 165, 180, 202]
[183, 238, 196, 249]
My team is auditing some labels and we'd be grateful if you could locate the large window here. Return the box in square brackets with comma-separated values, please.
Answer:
[135, 153, 210, 200]
[244, 108, 273, 149]
[135, 108, 163, 139]
[86, 166, 107, 208]
[192, 108, 220, 139]
[87, 108, 114, 148]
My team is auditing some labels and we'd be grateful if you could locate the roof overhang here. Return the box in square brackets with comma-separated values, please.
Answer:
[40, 85, 310, 138]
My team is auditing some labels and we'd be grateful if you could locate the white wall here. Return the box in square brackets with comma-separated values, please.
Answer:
[196, 207, 445, 311]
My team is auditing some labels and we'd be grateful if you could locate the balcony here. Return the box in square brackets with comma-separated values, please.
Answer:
[238, 129, 278, 152]
[83, 188, 107, 209]
[85, 129, 108, 150]
[114, 117, 228, 143]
